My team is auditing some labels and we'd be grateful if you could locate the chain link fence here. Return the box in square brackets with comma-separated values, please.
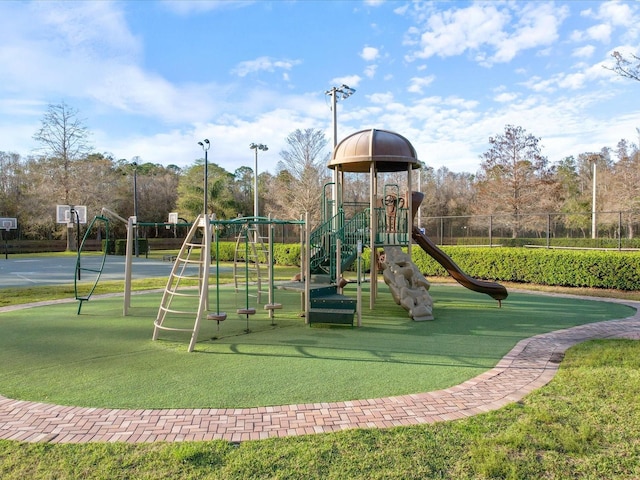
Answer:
[419, 211, 640, 249]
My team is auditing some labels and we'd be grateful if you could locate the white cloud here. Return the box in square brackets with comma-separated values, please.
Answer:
[574, 0, 640, 45]
[364, 64, 378, 79]
[585, 23, 612, 43]
[367, 92, 394, 104]
[493, 92, 519, 103]
[588, 0, 636, 27]
[160, 0, 254, 15]
[232, 57, 302, 77]
[0, 1, 226, 124]
[405, 4, 510, 60]
[556, 72, 587, 90]
[404, 2, 568, 65]
[407, 76, 435, 94]
[87, 64, 222, 123]
[360, 46, 380, 61]
[0, 2, 141, 95]
[329, 75, 362, 88]
[490, 3, 568, 63]
[572, 44, 595, 58]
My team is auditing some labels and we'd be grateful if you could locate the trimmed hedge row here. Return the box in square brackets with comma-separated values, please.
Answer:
[115, 237, 639, 291]
[218, 241, 640, 290]
[411, 246, 640, 291]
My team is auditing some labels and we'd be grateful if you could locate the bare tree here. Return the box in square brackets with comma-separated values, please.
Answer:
[612, 139, 640, 238]
[270, 128, 331, 226]
[32, 102, 92, 249]
[474, 125, 555, 238]
[606, 51, 640, 82]
[0, 152, 23, 220]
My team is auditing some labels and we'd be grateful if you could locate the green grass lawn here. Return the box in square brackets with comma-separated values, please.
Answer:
[0, 283, 633, 409]
[1, 339, 638, 479]
[1, 266, 639, 478]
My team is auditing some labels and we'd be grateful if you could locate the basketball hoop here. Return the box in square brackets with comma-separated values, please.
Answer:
[0, 218, 17, 259]
[57, 205, 88, 225]
[0, 218, 17, 232]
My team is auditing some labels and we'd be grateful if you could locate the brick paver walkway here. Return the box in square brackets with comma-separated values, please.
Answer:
[1, 295, 639, 444]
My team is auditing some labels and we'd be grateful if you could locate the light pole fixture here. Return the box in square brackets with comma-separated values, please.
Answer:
[132, 161, 139, 257]
[324, 84, 356, 216]
[198, 139, 210, 216]
[249, 142, 268, 218]
[325, 84, 356, 149]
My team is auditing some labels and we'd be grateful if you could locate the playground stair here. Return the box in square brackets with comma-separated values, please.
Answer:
[309, 209, 369, 282]
[308, 285, 356, 327]
[153, 214, 211, 352]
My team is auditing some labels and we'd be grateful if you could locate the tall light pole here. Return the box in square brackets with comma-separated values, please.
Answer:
[417, 167, 422, 231]
[249, 142, 268, 218]
[325, 84, 355, 289]
[591, 156, 597, 240]
[198, 139, 210, 216]
[132, 161, 139, 257]
[325, 84, 356, 216]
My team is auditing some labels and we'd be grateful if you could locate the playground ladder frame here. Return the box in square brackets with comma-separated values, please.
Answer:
[152, 214, 211, 352]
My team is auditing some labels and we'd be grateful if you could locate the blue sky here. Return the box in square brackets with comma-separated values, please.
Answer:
[1, 0, 638, 175]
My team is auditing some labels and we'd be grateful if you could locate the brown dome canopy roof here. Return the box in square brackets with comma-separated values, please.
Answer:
[328, 128, 420, 173]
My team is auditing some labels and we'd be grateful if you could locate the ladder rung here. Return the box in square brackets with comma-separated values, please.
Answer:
[153, 323, 194, 333]
[175, 258, 205, 265]
[170, 273, 201, 280]
[159, 306, 198, 315]
[164, 290, 200, 298]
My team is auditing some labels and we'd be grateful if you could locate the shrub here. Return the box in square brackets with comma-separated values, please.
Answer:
[412, 246, 640, 290]
[113, 239, 148, 256]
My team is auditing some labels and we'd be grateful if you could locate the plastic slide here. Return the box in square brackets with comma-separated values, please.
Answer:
[411, 226, 508, 303]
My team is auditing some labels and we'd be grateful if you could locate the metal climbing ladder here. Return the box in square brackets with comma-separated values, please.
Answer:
[152, 213, 212, 352]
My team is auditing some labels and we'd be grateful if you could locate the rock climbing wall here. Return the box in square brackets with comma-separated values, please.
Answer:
[380, 246, 434, 321]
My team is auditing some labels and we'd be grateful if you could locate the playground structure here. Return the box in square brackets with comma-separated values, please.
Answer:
[77, 128, 507, 351]
[152, 215, 303, 352]
[306, 128, 507, 322]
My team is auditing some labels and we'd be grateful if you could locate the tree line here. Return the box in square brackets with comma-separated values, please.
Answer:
[0, 103, 639, 243]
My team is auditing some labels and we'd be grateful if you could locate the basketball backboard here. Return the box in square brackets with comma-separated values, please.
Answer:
[0, 217, 17, 231]
[56, 205, 87, 224]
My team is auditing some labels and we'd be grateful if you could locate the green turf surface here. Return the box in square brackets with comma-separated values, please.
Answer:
[0, 284, 633, 409]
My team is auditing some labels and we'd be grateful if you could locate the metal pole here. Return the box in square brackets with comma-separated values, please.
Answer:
[417, 168, 422, 230]
[330, 88, 338, 218]
[249, 143, 268, 219]
[198, 139, 211, 217]
[546, 214, 551, 248]
[204, 148, 208, 216]
[489, 215, 493, 247]
[133, 163, 139, 257]
[619, 211, 622, 251]
[254, 147, 258, 218]
[592, 160, 597, 240]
